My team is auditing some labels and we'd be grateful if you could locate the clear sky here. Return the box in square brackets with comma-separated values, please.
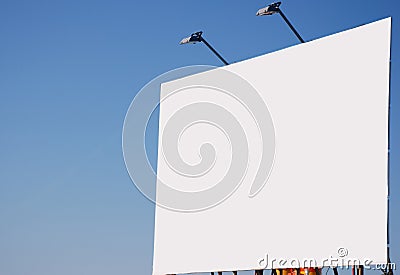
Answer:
[0, 1, 399, 275]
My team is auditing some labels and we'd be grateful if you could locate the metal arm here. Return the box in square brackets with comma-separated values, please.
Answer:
[200, 37, 230, 65]
[278, 9, 305, 43]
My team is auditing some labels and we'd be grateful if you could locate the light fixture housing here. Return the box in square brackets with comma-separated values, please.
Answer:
[256, 1, 281, 16]
[179, 31, 203, 45]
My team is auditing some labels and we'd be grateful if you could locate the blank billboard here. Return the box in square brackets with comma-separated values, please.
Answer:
[153, 18, 391, 274]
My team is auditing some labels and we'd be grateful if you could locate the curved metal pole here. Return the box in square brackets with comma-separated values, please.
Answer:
[277, 9, 305, 43]
[200, 37, 230, 65]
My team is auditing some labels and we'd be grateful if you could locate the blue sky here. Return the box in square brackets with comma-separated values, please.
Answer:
[0, 1, 399, 274]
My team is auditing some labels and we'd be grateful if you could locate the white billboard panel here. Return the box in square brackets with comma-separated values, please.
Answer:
[153, 18, 391, 274]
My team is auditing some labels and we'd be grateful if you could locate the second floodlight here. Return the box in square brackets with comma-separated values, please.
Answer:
[179, 31, 203, 45]
[256, 1, 305, 43]
[256, 1, 281, 16]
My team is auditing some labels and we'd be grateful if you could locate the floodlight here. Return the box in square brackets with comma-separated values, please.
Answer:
[179, 31, 229, 65]
[179, 31, 203, 45]
[256, 1, 281, 16]
[256, 2, 305, 43]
